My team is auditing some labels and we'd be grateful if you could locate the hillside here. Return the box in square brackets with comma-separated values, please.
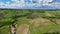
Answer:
[0, 10, 60, 34]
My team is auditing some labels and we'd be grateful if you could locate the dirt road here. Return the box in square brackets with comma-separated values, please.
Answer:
[17, 24, 29, 34]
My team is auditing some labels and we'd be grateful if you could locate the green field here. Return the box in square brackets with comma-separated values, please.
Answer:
[0, 10, 60, 34]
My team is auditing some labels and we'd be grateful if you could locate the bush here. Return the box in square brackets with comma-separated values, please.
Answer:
[0, 18, 14, 26]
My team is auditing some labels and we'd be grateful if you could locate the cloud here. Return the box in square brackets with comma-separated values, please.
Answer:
[0, 0, 24, 8]
[6, 1, 10, 4]
[0, 0, 60, 9]
[42, 0, 53, 5]
[51, 2, 60, 9]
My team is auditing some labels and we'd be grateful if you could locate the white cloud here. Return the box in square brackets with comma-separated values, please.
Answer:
[11, 0, 20, 3]
[51, 2, 60, 9]
[0, 0, 24, 8]
[47, 0, 53, 2]
[0, 0, 60, 9]
[6, 1, 10, 4]
[42, 0, 53, 5]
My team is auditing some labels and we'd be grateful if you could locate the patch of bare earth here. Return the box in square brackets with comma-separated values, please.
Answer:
[29, 18, 50, 27]
[55, 19, 60, 32]
[17, 24, 29, 34]
[29, 18, 59, 33]
[56, 19, 60, 25]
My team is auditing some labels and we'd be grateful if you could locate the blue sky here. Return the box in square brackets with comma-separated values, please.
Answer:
[0, 0, 60, 9]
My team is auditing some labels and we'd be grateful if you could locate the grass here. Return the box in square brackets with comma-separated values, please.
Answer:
[0, 26, 9, 34]
[0, 10, 60, 34]
[29, 19, 58, 34]
[17, 17, 30, 27]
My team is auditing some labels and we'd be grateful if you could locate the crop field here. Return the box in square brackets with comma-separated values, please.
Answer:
[0, 10, 60, 34]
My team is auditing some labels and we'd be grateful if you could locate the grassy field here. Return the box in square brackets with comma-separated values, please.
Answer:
[0, 10, 60, 34]
[0, 26, 9, 34]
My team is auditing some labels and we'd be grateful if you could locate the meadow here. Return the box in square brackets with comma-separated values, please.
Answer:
[0, 10, 60, 34]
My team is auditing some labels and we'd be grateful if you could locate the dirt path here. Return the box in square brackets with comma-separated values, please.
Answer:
[17, 24, 29, 34]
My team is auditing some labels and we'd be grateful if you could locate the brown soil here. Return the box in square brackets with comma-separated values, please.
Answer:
[29, 18, 50, 26]
[17, 24, 29, 34]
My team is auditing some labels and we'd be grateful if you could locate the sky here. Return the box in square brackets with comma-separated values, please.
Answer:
[0, 0, 60, 9]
